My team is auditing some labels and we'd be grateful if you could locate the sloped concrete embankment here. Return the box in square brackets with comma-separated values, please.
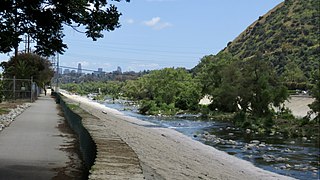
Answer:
[56, 94, 144, 179]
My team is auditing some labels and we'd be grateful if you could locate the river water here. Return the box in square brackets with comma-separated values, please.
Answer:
[102, 100, 319, 180]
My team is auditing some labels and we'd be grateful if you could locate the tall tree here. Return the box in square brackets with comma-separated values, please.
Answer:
[123, 67, 201, 114]
[238, 55, 288, 117]
[281, 61, 307, 83]
[1, 53, 54, 86]
[195, 52, 288, 117]
[194, 52, 234, 95]
[0, 0, 129, 56]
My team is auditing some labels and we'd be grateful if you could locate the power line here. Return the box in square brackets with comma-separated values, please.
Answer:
[63, 45, 204, 59]
[64, 38, 212, 55]
[57, 65, 104, 73]
[62, 52, 201, 64]
[63, 38, 213, 58]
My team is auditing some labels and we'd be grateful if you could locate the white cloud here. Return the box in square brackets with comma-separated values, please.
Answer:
[143, 17, 172, 30]
[155, 22, 172, 30]
[144, 17, 161, 26]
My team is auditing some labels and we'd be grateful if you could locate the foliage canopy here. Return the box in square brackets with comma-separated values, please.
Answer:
[124, 68, 202, 114]
[0, 0, 129, 56]
[195, 52, 289, 117]
[0, 53, 54, 86]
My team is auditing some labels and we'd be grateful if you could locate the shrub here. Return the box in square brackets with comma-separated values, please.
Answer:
[139, 100, 157, 115]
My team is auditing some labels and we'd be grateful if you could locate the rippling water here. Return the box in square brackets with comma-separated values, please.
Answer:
[102, 100, 319, 180]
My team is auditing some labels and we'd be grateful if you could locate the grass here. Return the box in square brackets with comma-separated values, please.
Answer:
[0, 108, 10, 115]
[66, 103, 80, 111]
[0, 100, 28, 115]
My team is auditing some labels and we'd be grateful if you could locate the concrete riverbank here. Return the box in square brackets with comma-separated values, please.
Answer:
[58, 94, 144, 179]
[61, 91, 295, 180]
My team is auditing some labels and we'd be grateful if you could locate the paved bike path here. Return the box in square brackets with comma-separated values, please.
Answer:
[0, 95, 70, 180]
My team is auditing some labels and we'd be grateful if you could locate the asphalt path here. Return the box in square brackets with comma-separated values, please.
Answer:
[0, 95, 71, 180]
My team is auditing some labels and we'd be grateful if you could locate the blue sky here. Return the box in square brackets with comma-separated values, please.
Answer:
[0, 0, 284, 73]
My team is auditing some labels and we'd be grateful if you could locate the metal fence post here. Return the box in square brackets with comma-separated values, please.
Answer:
[31, 76, 33, 102]
[13, 76, 16, 101]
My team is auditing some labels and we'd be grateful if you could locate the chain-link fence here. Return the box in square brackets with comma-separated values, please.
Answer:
[0, 77, 39, 102]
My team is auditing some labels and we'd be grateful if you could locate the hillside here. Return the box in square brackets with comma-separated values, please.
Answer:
[223, 0, 319, 79]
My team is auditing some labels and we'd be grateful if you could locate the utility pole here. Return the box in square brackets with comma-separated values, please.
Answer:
[24, 35, 27, 53]
[27, 34, 30, 53]
[23, 34, 33, 53]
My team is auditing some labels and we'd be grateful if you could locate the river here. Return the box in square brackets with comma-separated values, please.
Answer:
[102, 99, 319, 180]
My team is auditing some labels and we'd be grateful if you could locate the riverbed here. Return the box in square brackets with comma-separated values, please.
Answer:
[102, 99, 319, 180]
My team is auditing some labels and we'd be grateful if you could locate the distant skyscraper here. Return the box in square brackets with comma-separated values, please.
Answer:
[93, 68, 105, 76]
[63, 69, 70, 74]
[77, 63, 82, 74]
[117, 66, 122, 74]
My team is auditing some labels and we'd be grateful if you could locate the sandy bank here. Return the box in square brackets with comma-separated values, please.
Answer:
[61, 91, 295, 180]
[284, 95, 314, 118]
[200, 95, 315, 118]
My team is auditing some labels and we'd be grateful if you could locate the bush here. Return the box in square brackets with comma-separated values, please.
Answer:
[139, 100, 157, 115]
[277, 108, 295, 119]
[138, 100, 178, 116]
[159, 103, 177, 115]
[263, 116, 275, 129]
[233, 111, 247, 127]
[199, 105, 210, 118]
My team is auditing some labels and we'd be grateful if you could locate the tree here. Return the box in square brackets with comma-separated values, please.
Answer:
[209, 61, 242, 112]
[194, 52, 240, 112]
[237, 54, 289, 117]
[196, 52, 289, 118]
[123, 79, 150, 100]
[0, 0, 129, 56]
[124, 67, 201, 114]
[144, 68, 201, 108]
[194, 52, 234, 95]
[308, 69, 320, 120]
[281, 60, 307, 83]
[101, 81, 123, 102]
[175, 80, 201, 111]
[1, 53, 54, 86]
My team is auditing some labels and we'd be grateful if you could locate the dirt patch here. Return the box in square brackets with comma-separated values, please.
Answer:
[52, 105, 87, 180]
[0, 100, 29, 115]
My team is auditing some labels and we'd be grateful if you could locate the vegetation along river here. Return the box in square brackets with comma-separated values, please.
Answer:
[101, 99, 319, 180]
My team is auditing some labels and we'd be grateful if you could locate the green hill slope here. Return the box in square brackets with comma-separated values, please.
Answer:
[191, 0, 319, 137]
[223, 0, 319, 79]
